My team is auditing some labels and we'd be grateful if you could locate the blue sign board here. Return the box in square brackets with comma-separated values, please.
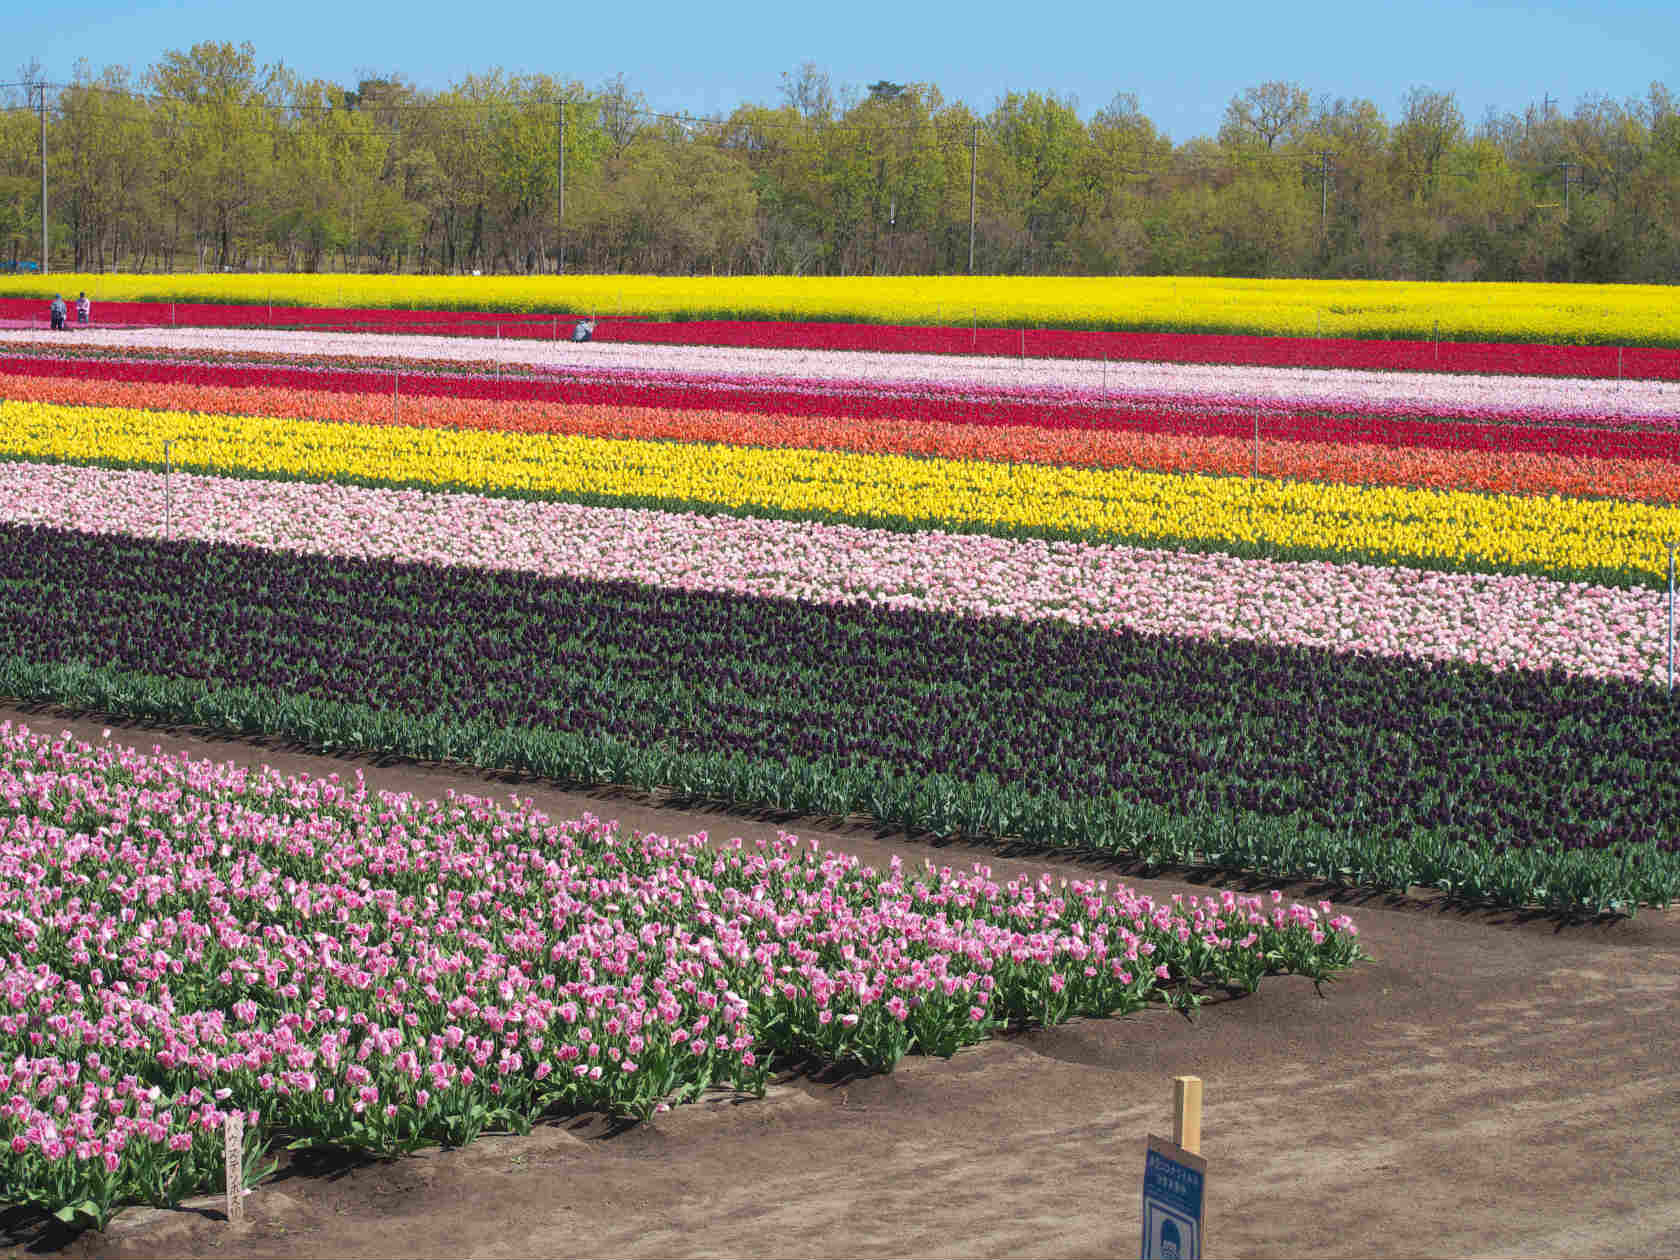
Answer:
[1142, 1135, 1205, 1259]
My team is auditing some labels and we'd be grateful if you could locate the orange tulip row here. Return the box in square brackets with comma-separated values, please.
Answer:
[6, 371, 1673, 505]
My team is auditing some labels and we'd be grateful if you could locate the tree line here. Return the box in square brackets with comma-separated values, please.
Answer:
[2, 44, 1677, 282]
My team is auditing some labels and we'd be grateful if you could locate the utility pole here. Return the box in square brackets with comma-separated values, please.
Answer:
[968, 123, 978, 274]
[1560, 161, 1576, 221]
[564, 99, 571, 275]
[37, 83, 48, 275]
[1317, 150, 1333, 240]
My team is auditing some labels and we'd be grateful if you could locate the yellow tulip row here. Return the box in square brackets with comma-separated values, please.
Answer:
[6, 399, 1677, 583]
[3, 273, 1678, 346]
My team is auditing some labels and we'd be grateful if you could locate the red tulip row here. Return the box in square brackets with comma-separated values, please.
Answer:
[3, 297, 1675, 380]
[7, 351, 1678, 466]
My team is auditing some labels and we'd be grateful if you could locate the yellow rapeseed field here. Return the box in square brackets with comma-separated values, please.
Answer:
[7, 400, 1675, 584]
[2, 273, 1677, 345]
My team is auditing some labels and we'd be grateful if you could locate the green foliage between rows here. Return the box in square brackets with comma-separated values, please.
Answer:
[4, 655, 1673, 915]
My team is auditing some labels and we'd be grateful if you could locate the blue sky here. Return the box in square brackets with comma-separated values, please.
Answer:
[8, 0, 1676, 140]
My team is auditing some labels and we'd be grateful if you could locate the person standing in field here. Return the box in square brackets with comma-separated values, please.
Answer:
[76, 292, 90, 325]
[49, 294, 66, 331]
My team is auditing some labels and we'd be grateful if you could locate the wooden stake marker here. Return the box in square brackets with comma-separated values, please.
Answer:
[223, 1111, 245, 1224]
[1173, 1074, 1203, 1155]
[1143, 1076, 1207, 1258]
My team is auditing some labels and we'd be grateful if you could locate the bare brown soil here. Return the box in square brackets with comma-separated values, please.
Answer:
[3, 702, 1678, 1260]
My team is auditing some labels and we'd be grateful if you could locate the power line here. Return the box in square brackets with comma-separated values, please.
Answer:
[0, 76, 1341, 148]
[6, 76, 1660, 184]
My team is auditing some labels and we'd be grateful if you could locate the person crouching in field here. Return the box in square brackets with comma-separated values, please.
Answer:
[49, 295, 66, 331]
[76, 292, 90, 325]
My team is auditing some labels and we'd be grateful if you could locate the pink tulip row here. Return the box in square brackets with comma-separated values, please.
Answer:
[1, 462, 1665, 685]
[2, 326, 1677, 430]
[0, 721, 1361, 1220]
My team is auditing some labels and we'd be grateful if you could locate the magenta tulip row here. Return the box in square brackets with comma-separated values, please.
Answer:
[3, 326, 1677, 430]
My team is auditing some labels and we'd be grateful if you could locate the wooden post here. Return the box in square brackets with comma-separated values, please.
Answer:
[223, 1110, 245, 1223]
[1173, 1076, 1203, 1156]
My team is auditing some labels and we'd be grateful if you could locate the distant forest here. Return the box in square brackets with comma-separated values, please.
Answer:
[3, 44, 1677, 282]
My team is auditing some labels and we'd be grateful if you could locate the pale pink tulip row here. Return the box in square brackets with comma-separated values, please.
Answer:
[1, 461, 1665, 685]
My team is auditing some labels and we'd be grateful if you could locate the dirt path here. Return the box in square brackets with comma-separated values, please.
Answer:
[3, 703, 1677, 1260]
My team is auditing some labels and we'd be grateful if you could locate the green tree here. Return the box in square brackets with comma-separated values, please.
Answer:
[1067, 93, 1174, 272]
[987, 90, 1087, 271]
[1391, 86, 1464, 208]
[1219, 81, 1312, 151]
[0, 65, 47, 267]
[147, 41, 281, 268]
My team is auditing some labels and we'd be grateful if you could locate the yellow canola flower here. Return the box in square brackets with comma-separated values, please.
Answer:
[1, 273, 1676, 346]
[6, 399, 1678, 583]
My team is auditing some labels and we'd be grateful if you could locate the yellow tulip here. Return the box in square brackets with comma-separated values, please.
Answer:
[6, 400, 1676, 584]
